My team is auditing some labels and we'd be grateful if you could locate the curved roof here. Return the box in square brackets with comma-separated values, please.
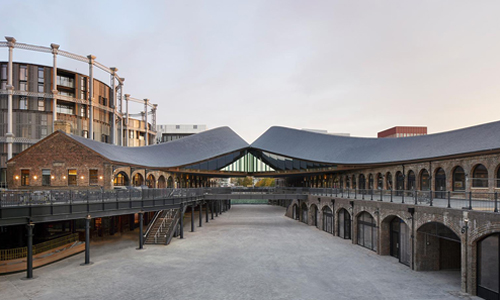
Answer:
[64, 126, 249, 168]
[250, 121, 500, 165]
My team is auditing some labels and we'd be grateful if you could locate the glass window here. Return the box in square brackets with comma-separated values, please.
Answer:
[176, 125, 180, 129]
[19, 82, 27, 91]
[82, 130, 88, 138]
[1, 64, 6, 79]
[21, 169, 30, 186]
[57, 75, 74, 88]
[58, 90, 75, 97]
[38, 67, 44, 82]
[473, 164, 488, 188]
[68, 169, 77, 186]
[38, 83, 44, 93]
[453, 166, 465, 191]
[89, 169, 98, 185]
[19, 65, 28, 81]
[407, 171, 416, 190]
[19, 97, 28, 110]
[42, 169, 51, 186]
[57, 102, 75, 115]
[420, 169, 430, 190]
[193, 125, 197, 129]
[38, 98, 45, 111]
[478, 234, 499, 294]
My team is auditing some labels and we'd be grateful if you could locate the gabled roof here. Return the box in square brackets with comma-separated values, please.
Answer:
[250, 121, 500, 165]
[62, 126, 249, 168]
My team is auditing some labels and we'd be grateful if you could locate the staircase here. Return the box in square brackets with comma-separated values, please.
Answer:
[144, 209, 180, 245]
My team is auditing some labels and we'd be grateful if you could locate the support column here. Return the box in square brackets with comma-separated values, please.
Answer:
[110, 67, 118, 145]
[26, 222, 34, 279]
[180, 204, 184, 239]
[211, 201, 214, 220]
[144, 98, 149, 145]
[216, 201, 219, 217]
[82, 215, 91, 265]
[50, 43, 59, 133]
[199, 203, 202, 227]
[137, 211, 144, 250]
[124, 94, 130, 147]
[5, 36, 15, 161]
[206, 202, 209, 223]
[119, 79, 124, 146]
[191, 205, 195, 232]
[87, 55, 96, 140]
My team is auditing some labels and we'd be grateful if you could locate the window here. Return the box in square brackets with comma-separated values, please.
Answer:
[420, 169, 430, 190]
[1, 64, 6, 79]
[68, 169, 77, 186]
[453, 166, 465, 191]
[80, 105, 87, 117]
[38, 67, 44, 83]
[82, 130, 88, 138]
[57, 75, 74, 88]
[58, 90, 75, 97]
[89, 169, 98, 185]
[57, 102, 75, 115]
[357, 212, 377, 251]
[473, 164, 489, 188]
[19, 82, 27, 91]
[21, 169, 30, 186]
[193, 125, 198, 129]
[129, 130, 134, 139]
[176, 125, 180, 129]
[38, 98, 45, 111]
[19, 65, 28, 81]
[42, 169, 51, 186]
[38, 83, 44, 93]
[19, 97, 28, 110]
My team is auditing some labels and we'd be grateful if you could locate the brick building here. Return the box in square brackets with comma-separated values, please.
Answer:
[378, 126, 427, 138]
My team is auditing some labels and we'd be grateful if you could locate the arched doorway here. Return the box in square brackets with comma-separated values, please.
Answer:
[386, 172, 393, 190]
[377, 173, 383, 190]
[300, 203, 308, 224]
[157, 175, 166, 188]
[167, 176, 174, 188]
[473, 164, 489, 188]
[477, 233, 500, 300]
[357, 212, 377, 251]
[113, 171, 129, 186]
[338, 208, 351, 239]
[132, 173, 144, 187]
[435, 168, 446, 198]
[352, 175, 357, 190]
[368, 174, 374, 190]
[416, 222, 461, 271]
[322, 206, 333, 234]
[382, 216, 411, 266]
[147, 174, 155, 188]
[453, 166, 465, 191]
[292, 204, 299, 220]
[310, 204, 318, 227]
[359, 174, 366, 193]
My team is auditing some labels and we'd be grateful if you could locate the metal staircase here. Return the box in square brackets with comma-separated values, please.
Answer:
[144, 208, 181, 245]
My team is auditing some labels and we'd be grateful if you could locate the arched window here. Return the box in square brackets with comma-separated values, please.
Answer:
[377, 173, 383, 190]
[407, 171, 415, 191]
[420, 169, 430, 191]
[338, 209, 351, 239]
[359, 174, 366, 190]
[147, 174, 155, 188]
[368, 174, 374, 190]
[133, 173, 144, 187]
[114, 172, 129, 186]
[340, 176, 344, 189]
[167, 176, 174, 188]
[386, 172, 393, 190]
[453, 166, 465, 191]
[352, 175, 357, 189]
[396, 171, 404, 194]
[322, 206, 333, 234]
[473, 164, 488, 188]
[346, 176, 350, 189]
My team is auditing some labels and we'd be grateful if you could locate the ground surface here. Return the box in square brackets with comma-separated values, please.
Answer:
[0, 205, 476, 300]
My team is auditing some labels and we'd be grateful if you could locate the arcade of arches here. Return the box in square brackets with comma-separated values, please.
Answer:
[112, 169, 212, 189]
[282, 195, 500, 299]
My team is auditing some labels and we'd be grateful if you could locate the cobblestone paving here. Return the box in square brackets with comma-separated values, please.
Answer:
[0, 205, 478, 300]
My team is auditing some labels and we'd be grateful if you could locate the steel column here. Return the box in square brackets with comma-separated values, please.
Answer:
[144, 98, 149, 145]
[206, 202, 209, 223]
[191, 205, 195, 232]
[5, 37, 15, 160]
[216, 201, 219, 217]
[180, 204, 184, 239]
[211, 201, 214, 220]
[125, 94, 130, 146]
[26, 222, 34, 279]
[110, 67, 118, 145]
[87, 55, 95, 140]
[138, 212, 144, 250]
[51, 43, 59, 133]
[199, 203, 202, 227]
[84, 215, 91, 264]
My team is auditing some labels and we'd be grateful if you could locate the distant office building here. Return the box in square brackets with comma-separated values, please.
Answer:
[302, 129, 350, 137]
[156, 124, 207, 143]
[378, 126, 427, 138]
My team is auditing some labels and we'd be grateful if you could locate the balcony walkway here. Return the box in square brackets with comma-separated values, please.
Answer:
[0, 205, 469, 300]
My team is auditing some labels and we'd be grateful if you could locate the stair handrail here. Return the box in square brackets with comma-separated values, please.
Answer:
[163, 209, 180, 245]
[153, 209, 174, 243]
[144, 210, 167, 238]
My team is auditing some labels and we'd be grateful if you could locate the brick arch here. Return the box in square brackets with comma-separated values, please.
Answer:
[380, 213, 410, 228]
[416, 220, 462, 241]
[335, 204, 351, 217]
[354, 209, 376, 220]
[470, 224, 500, 243]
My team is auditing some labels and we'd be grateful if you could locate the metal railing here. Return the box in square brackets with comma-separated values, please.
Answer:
[0, 233, 80, 261]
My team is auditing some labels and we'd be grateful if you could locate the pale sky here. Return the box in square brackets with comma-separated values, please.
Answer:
[2, 1, 500, 143]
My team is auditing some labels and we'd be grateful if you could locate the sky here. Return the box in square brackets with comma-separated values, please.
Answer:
[2, 0, 500, 143]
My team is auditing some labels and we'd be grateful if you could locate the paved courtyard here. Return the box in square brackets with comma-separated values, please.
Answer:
[0, 205, 476, 300]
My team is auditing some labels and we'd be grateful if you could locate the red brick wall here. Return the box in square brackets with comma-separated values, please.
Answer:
[7, 132, 110, 190]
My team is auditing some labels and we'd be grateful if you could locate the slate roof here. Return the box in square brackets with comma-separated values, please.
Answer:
[63, 126, 249, 168]
[250, 121, 500, 165]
